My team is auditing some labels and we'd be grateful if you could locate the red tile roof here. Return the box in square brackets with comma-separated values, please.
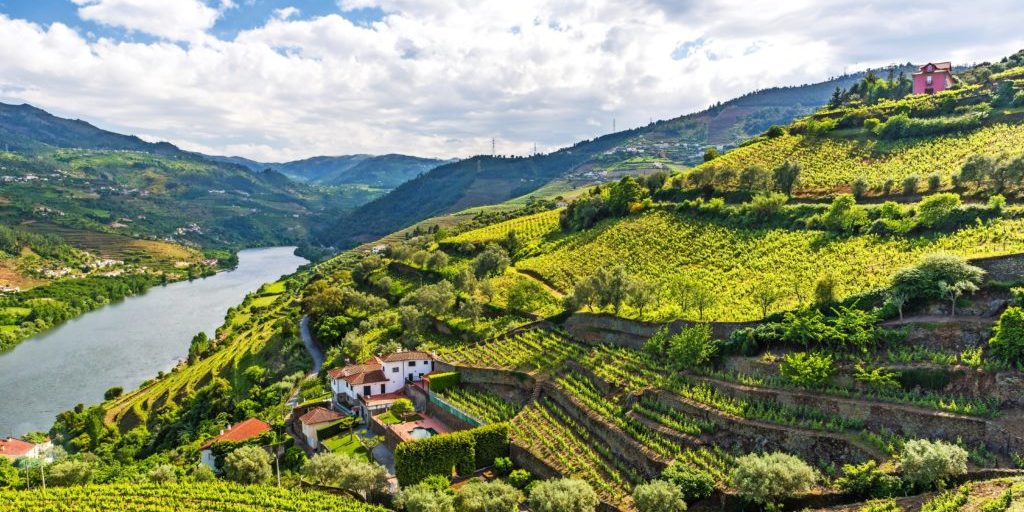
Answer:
[200, 418, 271, 450]
[380, 350, 434, 362]
[0, 438, 36, 459]
[298, 407, 345, 426]
[915, 62, 953, 74]
[327, 361, 383, 381]
[362, 390, 408, 406]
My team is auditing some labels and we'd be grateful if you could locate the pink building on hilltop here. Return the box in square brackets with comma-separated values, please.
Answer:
[913, 62, 954, 94]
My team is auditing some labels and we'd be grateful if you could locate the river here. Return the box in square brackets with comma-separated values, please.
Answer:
[0, 246, 308, 437]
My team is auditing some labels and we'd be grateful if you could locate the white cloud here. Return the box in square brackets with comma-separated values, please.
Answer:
[72, 0, 222, 41]
[273, 7, 300, 20]
[0, 1, 1022, 161]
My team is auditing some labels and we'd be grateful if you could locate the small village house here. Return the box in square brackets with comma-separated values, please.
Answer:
[913, 62, 954, 94]
[199, 418, 272, 470]
[0, 437, 52, 462]
[328, 350, 435, 414]
[297, 407, 345, 449]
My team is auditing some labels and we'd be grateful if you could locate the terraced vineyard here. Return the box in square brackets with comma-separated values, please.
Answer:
[697, 123, 1024, 193]
[511, 398, 637, 507]
[577, 344, 666, 393]
[517, 210, 1024, 321]
[436, 386, 521, 423]
[444, 208, 563, 247]
[438, 328, 584, 372]
[0, 482, 385, 512]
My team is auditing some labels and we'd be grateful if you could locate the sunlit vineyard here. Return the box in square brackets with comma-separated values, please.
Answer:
[437, 386, 521, 423]
[697, 123, 1024, 192]
[444, 209, 563, 246]
[438, 328, 584, 372]
[511, 399, 637, 506]
[517, 210, 1024, 321]
[0, 482, 385, 512]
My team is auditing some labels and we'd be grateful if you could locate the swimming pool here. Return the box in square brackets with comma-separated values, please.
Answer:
[409, 427, 438, 440]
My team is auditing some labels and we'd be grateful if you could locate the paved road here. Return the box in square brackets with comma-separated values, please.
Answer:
[299, 315, 325, 375]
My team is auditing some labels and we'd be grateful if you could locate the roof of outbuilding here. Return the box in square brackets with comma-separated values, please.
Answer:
[298, 407, 345, 425]
[380, 350, 434, 362]
[0, 438, 35, 458]
[200, 418, 271, 450]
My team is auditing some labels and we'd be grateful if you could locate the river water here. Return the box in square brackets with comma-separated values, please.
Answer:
[0, 246, 308, 437]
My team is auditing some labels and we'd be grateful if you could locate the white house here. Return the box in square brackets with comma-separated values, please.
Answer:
[0, 438, 52, 462]
[297, 407, 345, 448]
[199, 418, 271, 470]
[328, 350, 435, 407]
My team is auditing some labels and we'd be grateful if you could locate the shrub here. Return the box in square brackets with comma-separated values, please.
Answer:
[104, 387, 123, 401]
[191, 464, 215, 482]
[989, 306, 1024, 365]
[863, 118, 881, 131]
[455, 480, 522, 512]
[744, 192, 788, 222]
[508, 469, 531, 489]
[148, 464, 178, 484]
[303, 452, 389, 498]
[852, 178, 869, 199]
[661, 461, 715, 500]
[835, 460, 900, 499]
[899, 439, 967, 489]
[988, 194, 1007, 212]
[223, 445, 272, 485]
[0, 458, 20, 489]
[633, 480, 687, 512]
[766, 125, 787, 138]
[493, 457, 513, 476]
[731, 452, 817, 509]
[902, 175, 920, 196]
[395, 482, 456, 512]
[664, 324, 718, 369]
[779, 352, 834, 388]
[882, 179, 895, 196]
[528, 478, 599, 512]
[916, 193, 961, 228]
[927, 174, 942, 193]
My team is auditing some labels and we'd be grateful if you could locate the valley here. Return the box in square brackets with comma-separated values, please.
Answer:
[2, 38, 1024, 512]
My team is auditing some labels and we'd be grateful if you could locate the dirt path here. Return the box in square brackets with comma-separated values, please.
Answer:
[514, 268, 565, 298]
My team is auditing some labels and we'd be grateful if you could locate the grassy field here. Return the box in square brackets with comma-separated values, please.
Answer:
[514, 209, 1024, 321]
[20, 221, 201, 268]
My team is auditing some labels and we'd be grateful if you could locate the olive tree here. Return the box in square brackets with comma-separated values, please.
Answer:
[527, 478, 599, 512]
[303, 452, 389, 498]
[224, 445, 272, 485]
[633, 480, 687, 512]
[395, 482, 456, 512]
[731, 452, 817, 509]
[454, 480, 522, 512]
[899, 439, 967, 489]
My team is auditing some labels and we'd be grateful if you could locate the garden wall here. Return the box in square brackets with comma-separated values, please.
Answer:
[432, 362, 537, 393]
[564, 313, 754, 349]
[972, 253, 1024, 282]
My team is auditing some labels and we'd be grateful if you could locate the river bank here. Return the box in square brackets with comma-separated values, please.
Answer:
[0, 246, 308, 437]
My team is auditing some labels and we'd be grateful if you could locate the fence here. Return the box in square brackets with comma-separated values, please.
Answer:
[428, 391, 483, 427]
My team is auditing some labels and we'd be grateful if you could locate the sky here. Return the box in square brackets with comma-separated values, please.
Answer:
[0, 1, 1022, 162]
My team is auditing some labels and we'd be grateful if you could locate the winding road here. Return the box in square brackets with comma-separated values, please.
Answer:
[299, 315, 325, 375]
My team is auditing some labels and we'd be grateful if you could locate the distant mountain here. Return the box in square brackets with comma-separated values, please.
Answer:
[316, 69, 880, 248]
[207, 153, 450, 188]
[0, 102, 186, 156]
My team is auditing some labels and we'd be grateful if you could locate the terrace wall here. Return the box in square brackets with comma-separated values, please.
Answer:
[972, 253, 1024, 282]
[564, 313, 754, 349]
[644, 388, 874, 466]
[432, 362, 537, 393]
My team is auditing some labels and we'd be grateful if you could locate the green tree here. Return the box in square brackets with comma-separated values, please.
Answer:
[633, 480, 686, 512]
[916, 193, 961, 228]
[224, 445, 272, 485]
[899, 439, 967, 489]
[731, 452, 817, 509]
[148, 464, 177, 484]
[607, 177, 648, 216]
[401, 281, 457, 318]
[989, 306, 1024, 364]
[665, 324, 718, 370]
[752, 281, 785, 319]
[427, 251, 450, 271]
[454, 480, 522, 512]
[395, 482, 456, 512]
[891, 254, 985, 303]
[901, 174, 919, 196]
[303, 452, 389, 498]
[703, 147, 720, 162]
[506, 279, 549, 313]
[772, 161, 801, 196]
[391, 398, 415, 417]
[47, 460, 95, 487]
[937, 279, 978, 317]
[960, 154, 995, 191]
[0, 458, 21, 489]
[472, 245, 511, 279]
[527, 478, 599, 512]
[739, 165, 770, 192]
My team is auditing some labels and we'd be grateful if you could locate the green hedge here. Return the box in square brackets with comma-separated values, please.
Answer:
[316, 416, 358, 440]
[393, 422, 510, 486]
[467, 423, 509, 469]
[395, 431, 475, 485]
[427, 372, 460, 393]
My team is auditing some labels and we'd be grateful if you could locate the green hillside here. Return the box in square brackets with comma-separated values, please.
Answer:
[317, 71, 874, 248]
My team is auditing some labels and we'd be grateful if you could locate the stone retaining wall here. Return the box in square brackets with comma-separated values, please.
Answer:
[433, 362, 537, 392]
[973, 253, 1024, 282]
[564, 312, 754, 349]
[543, 382, 667, 478]
[645, 389, 874, 466]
